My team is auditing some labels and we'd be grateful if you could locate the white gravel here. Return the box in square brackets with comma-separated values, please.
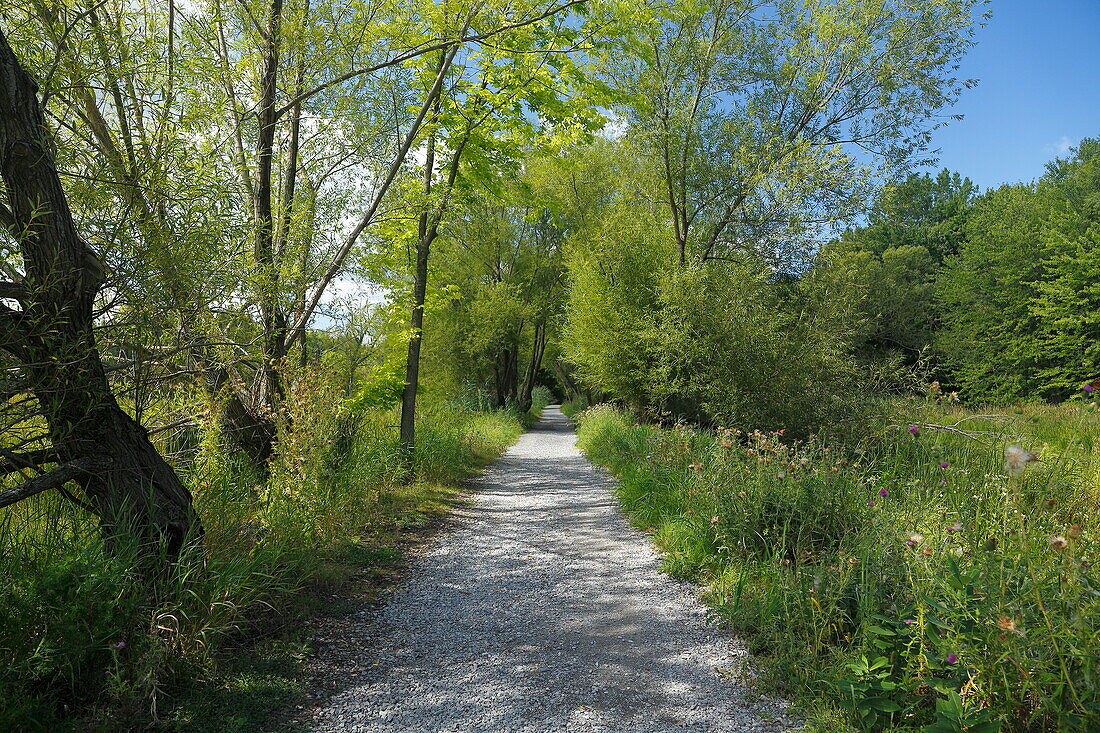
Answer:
[299, 406, 797, 732]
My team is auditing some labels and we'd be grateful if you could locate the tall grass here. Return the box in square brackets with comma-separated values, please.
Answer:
[575, 400, 1100, 732]
[0, 366, 525, 730]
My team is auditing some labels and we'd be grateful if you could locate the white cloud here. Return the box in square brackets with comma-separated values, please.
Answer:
[1046, 135, 1077, 156]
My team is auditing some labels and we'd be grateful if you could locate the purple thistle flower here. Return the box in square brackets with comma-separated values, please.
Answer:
[946, 653, 958, 664]
[939, 461, 949, 469]
[115, 641, 126, 649]
[1084, 384, 1095, 393]
[866, 500, 875, 507]
[908, 425, 920, 435]
[879, 487, 888, 497]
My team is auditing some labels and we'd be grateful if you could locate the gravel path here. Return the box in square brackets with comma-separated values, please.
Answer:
[300, 407, 796, 732]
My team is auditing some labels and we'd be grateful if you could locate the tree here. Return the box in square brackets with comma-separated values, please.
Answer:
[428, 182, 567, 411]
[814, 169, 977, 363]
[936, 140, 1100, 401]
[611, 0, 981, 267]
[0, 26, 199, 557]
[388, 0, 603, 454]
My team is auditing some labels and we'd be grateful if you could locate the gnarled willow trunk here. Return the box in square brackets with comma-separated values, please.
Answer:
[0, 25, 200, 558]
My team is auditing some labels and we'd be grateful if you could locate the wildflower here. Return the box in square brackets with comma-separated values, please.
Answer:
[1068, 524, 1082, 540]
[1004, 445, 1039, 477]
[947, 522, 962, 533]
[946, 653, 958, 664]
[921, 546, 933, 556]
[1085, 384, 1096, 393]
[939, 461, 949, 469]
[1049, 535, 1069, 551]
[908, 425, 920, 435]
[997, 615, 1019, 634]
[879, 487, 888, 497]
[904, 619, 913, 625]
[908, 533, 924, 545]
[866, 500, 874, 507]
[710, 515, 719, 525]
[115, 641, 126, 649]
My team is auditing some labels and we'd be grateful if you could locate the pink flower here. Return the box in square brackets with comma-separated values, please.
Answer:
[908, 425, 920, 435]
[904, 619, 913, 625]
[1084, 384, 1095, 393]
[710, 515, 719, 524]
[946, 653, 958, 664]
[115, 641, 126, 649]
[879, 487, 888, 497]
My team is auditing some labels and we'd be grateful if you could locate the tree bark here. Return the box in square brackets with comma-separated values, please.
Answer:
[253, 0, 287, 419]
[518, 321, 547, 412]
[492, 346, 519, 409]
[399, 127, 438, 455]
[0, 25, 200, 558]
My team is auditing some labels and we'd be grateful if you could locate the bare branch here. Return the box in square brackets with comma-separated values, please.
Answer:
[273, 0, 586, 118]
[0, 447, 57, 475]
[0, 460, 96, 510]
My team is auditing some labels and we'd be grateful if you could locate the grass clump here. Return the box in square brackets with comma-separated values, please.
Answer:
[574, 400, 1100, 732]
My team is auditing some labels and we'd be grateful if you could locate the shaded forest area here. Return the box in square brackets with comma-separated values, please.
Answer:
[1, 0, 1096, 729]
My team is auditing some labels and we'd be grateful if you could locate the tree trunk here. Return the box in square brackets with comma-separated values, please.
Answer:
[518, 321, 547, 412]
[398, 125, 438, 455]
[398, 51, 470, 458]
[399, 235, 430, 454]
[253, 0, 287, 418]
[0, 26, 200, 558]
[492, 347, 520, 409]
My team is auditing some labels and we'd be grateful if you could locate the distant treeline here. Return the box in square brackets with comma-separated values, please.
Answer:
[818, 139, 1100, 403]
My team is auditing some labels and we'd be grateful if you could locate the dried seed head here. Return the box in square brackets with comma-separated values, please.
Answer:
[1005, 444, 1040, 477]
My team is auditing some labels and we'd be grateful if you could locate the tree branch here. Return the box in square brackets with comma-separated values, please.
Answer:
[0, 446, 57, 474]
[273, 0, 586, 118]
[0, 460, 95, 510]
[0, 281, 26, 300]
[283, 39, 462, 349]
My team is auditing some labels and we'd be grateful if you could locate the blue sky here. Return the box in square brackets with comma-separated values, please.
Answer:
[921, 0, 1100, 190]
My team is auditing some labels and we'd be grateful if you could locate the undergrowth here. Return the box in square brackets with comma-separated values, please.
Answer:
[0, 367, 535, 730]
[574, 399, 1100, 732]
